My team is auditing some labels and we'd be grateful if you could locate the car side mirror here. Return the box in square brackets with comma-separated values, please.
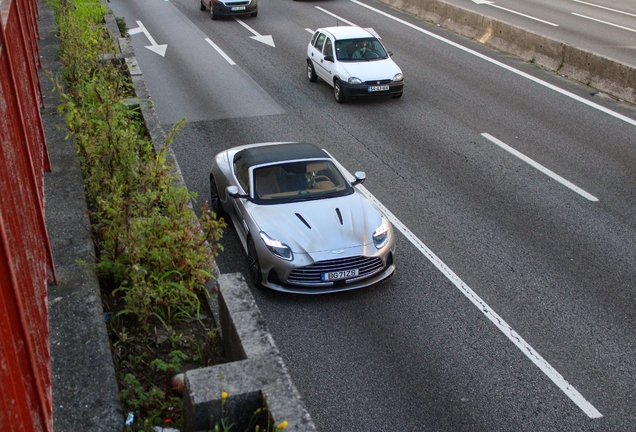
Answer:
[351, 171, 366, 186]
[227, 185, 249, 199]
[324, 55, 335, 62]
[388, 51, 393, 57]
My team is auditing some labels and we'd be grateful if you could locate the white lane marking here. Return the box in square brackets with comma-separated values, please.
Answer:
[327, 150, 603, 419]
[347, 0, 636, 128]
[482, 133, 599, 202]
[572, 12, 636, 33]
[315, 6, 358, 26]
[234, 18, 275, 47]
[313, 10, 382, 39]
[472, 0, 559, 26]
[129, 21, 168, 57]
[573, 0, 636, 19]
[204, 38, 236, 65]
[306, 28, 315, 34]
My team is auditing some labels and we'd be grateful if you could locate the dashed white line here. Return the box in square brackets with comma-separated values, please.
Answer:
[205, 37, 235, 65]
[328, 151, 603, 419]
[347, 0, 636, 128]
[572, 0, 636, 19]
[572, 12, 636, 33]
[473, 0, 559, 26]
[315, 6, 358, 27]
[482, 133, 599, 201]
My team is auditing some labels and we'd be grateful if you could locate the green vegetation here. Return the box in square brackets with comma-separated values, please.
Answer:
[49, 0, 228, 429]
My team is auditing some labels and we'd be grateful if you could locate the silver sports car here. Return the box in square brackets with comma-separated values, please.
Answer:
[209, 142, 395, 294]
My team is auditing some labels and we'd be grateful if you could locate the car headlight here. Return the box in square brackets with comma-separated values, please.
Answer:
[392, 73, 404, 82]
[373, 217, 390, 249]
[260, 232, 293, 261]
[348, 77, 363, 84]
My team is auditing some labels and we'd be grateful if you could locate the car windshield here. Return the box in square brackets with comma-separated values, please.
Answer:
[252, 160, 353, 204]
[335, 38, 388, 61]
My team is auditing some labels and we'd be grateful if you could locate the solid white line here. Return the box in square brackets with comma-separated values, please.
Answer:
[347, 0, 636, 128]
[305, 28, 314, 34]
[572, 12, 636, 33]
[489, 3, 559, 26]
[573, 0, 636, 19]
[481, 133, 599, 201]
[315, 6, 358, 27]
[327, 151, 603, 419]
[204, 38, 235, 66]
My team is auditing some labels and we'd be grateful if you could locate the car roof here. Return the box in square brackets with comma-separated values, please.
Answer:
[319, 26, 373, 40]
[235, 142, 329, 169]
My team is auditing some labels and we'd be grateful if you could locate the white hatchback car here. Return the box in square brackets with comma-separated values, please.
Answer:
[307, 26, 404, 103]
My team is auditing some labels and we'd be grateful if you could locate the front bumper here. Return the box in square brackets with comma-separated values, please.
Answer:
[213, 0, 257, 16]
[341, 81, 404, 98]
[259, 242, 396, 294]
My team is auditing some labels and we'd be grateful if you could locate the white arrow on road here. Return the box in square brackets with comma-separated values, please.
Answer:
[128, 21, 168, 57]
[472, 0, 559, 26]
[233, 18, 275, 47]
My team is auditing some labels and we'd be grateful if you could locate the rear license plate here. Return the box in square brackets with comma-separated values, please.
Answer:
[231, 6, 246, 10]
[322, 269, 359, 281]
[368, 85, 389, 92]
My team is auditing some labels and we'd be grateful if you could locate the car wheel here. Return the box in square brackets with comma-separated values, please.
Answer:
[211, 8, 218, 20]
[393, 92, 403, 99]
[209, 173, 225, 218]
[200, 0, 206, 11]
[333, 79, 345, 103]
[307, 61, 317, 82]
[250, 10, 257, 17]
[247, 238, 263, 287]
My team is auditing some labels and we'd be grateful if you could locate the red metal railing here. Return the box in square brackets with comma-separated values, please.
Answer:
[0, 0, 55, 428]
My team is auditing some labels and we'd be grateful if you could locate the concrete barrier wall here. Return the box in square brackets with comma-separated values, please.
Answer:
[376, 0, 636, 104]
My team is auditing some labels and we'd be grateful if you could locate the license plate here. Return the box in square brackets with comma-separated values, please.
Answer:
[322, 269, 359, 281]
[231, 6, 246, 10]
[368, 85, 389, 92]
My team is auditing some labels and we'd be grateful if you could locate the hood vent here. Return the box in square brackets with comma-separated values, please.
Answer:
[335, 208, 343, 225]
[295, 213, 311, 229]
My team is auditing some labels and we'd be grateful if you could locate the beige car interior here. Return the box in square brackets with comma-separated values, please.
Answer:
[255, 161, 342, 199]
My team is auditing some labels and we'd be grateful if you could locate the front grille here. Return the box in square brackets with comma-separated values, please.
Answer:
[288, 256, 384, 285]
[364, 79, 391, 85]
[226, 1, 249, 4]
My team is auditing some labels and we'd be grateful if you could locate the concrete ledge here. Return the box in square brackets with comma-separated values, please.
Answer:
[184, 274, 316, 432]
[376, 0, 636, 104]
[40, 2, 125, 430]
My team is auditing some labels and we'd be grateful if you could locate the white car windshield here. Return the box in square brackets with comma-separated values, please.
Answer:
[252, 160, 353, 204]
[335, 38, 388, 61]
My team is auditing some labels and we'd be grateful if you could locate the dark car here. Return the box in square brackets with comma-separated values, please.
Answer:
[200, 0, 257, 20]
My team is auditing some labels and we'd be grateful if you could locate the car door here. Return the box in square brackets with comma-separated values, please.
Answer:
[231, 156, 252, 245]
[320, 37, 337, 83]
[309, 32, 330, 82]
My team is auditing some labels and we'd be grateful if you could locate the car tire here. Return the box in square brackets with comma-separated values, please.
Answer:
[393, 92, 403, 99]
[333, 79, 345, 103]
[307, 61, 317, 83]
[209, 173, 226, 219]
[247, 238, 263, 287]
[250, 10, 257, 17]
[211, 8, 218, 20]
[200, 0, 206, 11]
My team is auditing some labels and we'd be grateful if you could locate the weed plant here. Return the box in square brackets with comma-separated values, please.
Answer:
[49, 0, 228, 429]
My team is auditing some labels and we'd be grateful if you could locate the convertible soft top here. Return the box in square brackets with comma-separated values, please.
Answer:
[235, 142, 329, 169]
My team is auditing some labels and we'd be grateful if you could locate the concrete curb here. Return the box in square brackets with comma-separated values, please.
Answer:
[376, 0, 636, 104]
[184, 274, 317, 432]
